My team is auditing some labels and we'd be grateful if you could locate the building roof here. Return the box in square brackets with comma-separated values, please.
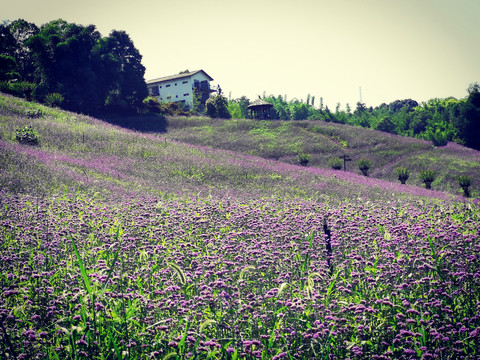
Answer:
[146, 70, 213, 85]
[247, 98, 273, 108]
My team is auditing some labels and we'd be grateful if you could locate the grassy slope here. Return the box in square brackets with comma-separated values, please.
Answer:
[1, 93, 467, 203]
[1, 94, 480, 359]
[163, 116, 480, 197]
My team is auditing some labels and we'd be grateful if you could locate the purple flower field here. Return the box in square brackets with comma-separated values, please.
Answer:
[1, 93, 480, 359]
[1, 191, 479, 359]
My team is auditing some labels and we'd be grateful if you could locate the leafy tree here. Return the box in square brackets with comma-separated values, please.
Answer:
[394, 167, 410, 184]
[101, 30, 147, 112]
[457, 175, 472, 197]
[22, 19, 147, 114]
[328, 157, 343, 170]
[419, 169, 436, 189]
[459, 84, 480, 149]
[7, 19, 39, 81]
[0, 54, 17, 80]
[374, 116, 396, 134]
[26, 20, 103, 111]
[357, 158, 372, 176]
[205, 92, 231, 119]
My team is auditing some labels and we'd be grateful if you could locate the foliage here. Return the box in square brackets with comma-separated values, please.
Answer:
[357, 158, 372, 176]
[458, 175, 472, 187]
[419, 169, 437, 189]
[0, 81, 36, 99]
[44, 93, 64, 107]
[15, 124, 39, 145]
[458, 175, 473, 197]
[2, 18, 147, 115]
[205, 92, 231, 119]
[328, 157, 343, 170]
[394, 167, 410, 184]
[374, 115, 396, 134]
[297, 152, 311, 166]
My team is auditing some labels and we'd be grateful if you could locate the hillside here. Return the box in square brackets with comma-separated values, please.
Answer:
[161, 116, 480, 197]
[1, 93, 471, 202]
[1, 93, 480, 359]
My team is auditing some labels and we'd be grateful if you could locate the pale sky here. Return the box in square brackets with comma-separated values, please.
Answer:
[2, 0, 480, 109]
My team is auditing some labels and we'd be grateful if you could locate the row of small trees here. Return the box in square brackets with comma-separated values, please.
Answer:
[298, 154, 474, 197]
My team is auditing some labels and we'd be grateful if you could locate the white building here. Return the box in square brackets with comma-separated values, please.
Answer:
[146, 70, 216, 109]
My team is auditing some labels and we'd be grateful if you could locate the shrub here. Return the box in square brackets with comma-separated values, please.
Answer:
[45, 93, 64, 107]
[205, 93, 231, 119]
[328, 157, 343, 170]
[0, 81, 36, 100]
[297, 153, 311, 166]
[457, 175, 472, 197]
[15, 125, 39, 145]
[394, 167, 410, 184]
[419, 169, 436, 189]
[357, 158, 372, 176]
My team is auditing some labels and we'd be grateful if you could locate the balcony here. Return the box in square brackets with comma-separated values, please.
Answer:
[193, 80, 215, 93]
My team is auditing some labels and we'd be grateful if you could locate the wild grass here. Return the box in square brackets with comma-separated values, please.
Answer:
[163, 116, 480, 197]
[1, 93, 480, 359]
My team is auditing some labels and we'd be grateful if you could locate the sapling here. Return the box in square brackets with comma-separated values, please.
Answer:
[328, 157, 343, 170]
[419, 169, 436, 189]
[457, 175, 472, 197]
[395, 167, 410, 184]
[297, 153, 311, 166]
[357, 158, 372, 176]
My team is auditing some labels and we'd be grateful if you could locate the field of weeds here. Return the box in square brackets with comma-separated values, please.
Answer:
[1, 93, 479, 359]
[163, 116, 480, 197]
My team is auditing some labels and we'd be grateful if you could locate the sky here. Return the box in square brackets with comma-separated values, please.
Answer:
[2, 0, 480, 109]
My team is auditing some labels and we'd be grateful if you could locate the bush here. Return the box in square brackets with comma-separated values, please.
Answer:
[0, 81, 36, 100]
[357, 158, 372, 176]
[45, 93, 64, 107]
[457, 175, 472, 197]
[297, 153, 311, 166]
[394, 167, 410, 184]
[419, 169, 436, 189]
[328, 157, 343, 170]
[205, 93, 231, 119]
[15, 125, 39, 145]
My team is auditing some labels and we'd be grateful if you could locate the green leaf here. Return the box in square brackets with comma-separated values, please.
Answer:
[70, 236, 93, 302]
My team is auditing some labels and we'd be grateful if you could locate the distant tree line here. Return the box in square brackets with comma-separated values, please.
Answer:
[228, 84, 480, 150]
[0, 19, 147, 115]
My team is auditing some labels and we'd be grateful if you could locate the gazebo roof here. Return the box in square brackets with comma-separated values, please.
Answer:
[247, 98, 273, 108]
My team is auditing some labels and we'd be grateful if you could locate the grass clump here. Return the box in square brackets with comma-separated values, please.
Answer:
[357, 158, 372, 176]
[328, 157, 343, 170]
[15, 125, 39, 145]
[458, 175, 473, 197]
[297, 152, 311, 166]
[419, 169, 437, 189]
[394, 167, 410, 184]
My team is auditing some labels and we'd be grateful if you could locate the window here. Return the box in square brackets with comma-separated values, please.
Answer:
[182, 80, 188, 84]
[150, 86, 159, 96]
[175, 83, 177, 86]
[167, 96, 172, 100]
[159, 85, 162, 89]
[176, 95, 178, 98]
[166, 84, 170, 88]
[183, 93, 189, 97]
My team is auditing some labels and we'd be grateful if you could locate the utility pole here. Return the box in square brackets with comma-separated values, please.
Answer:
[359, 86, 363, 103]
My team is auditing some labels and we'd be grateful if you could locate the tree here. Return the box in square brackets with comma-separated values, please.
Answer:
[24, 19, 147, 114]
[374, 116, 396, 134]
[205, 91, 231, 119]
[7, 19, 39, 81]
[459, 85, 480, 149]
[26, 20, 103, 111]
[101, 30, 147, 112]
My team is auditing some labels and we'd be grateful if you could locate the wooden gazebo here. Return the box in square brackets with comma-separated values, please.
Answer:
[247, 97, 273, 119]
